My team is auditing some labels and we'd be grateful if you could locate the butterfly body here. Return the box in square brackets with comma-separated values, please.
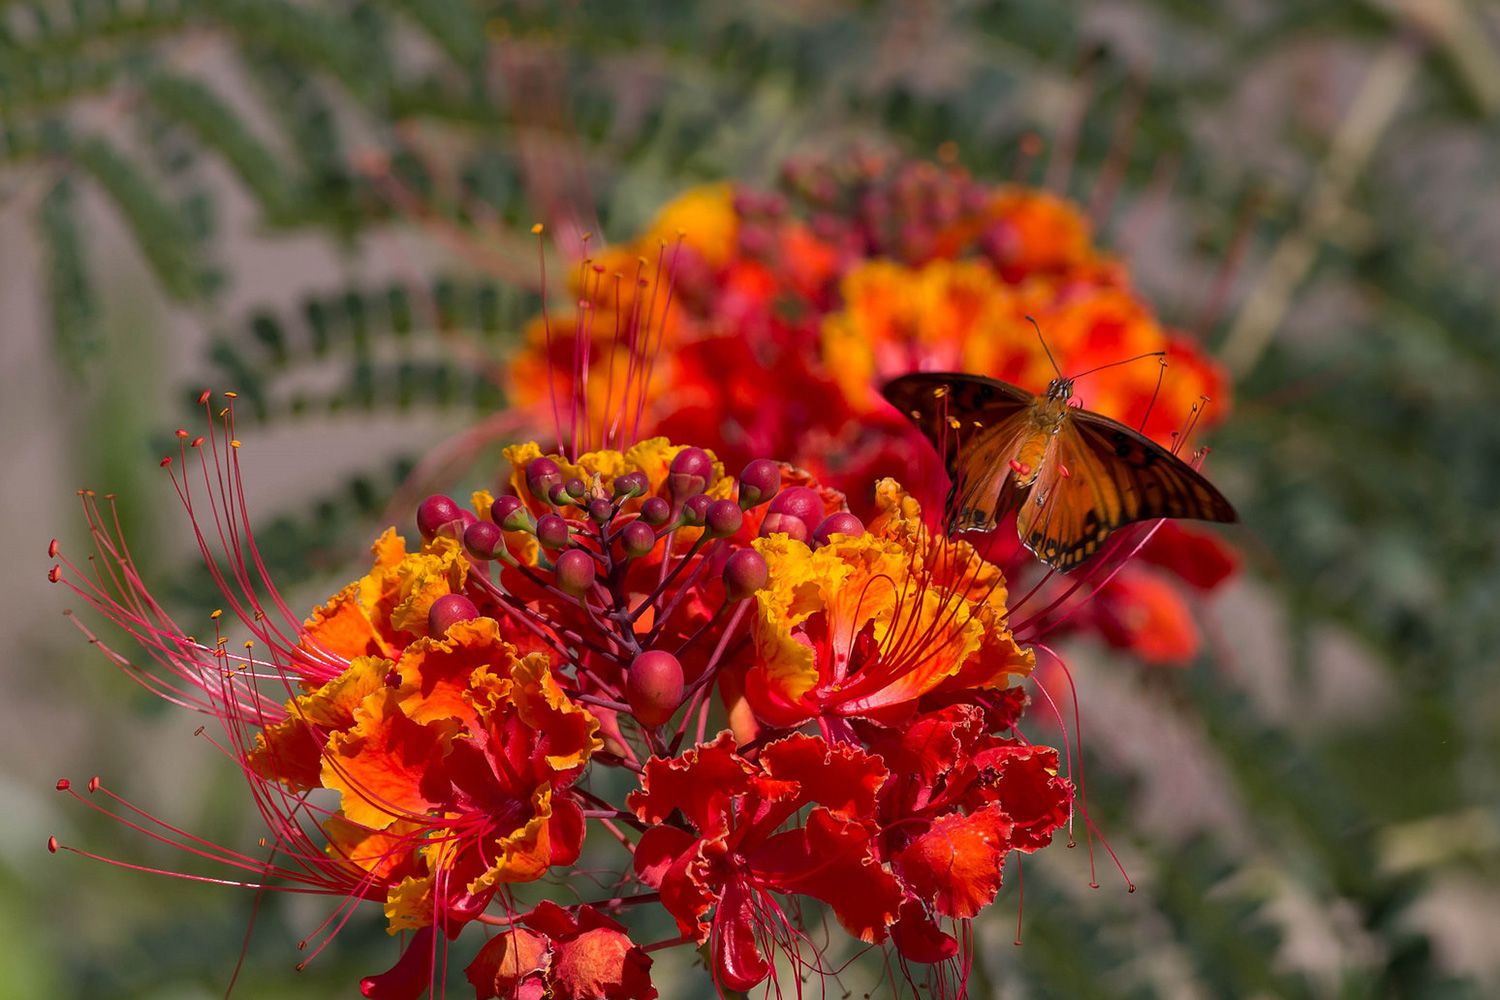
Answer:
[883, 372, 1236, 571]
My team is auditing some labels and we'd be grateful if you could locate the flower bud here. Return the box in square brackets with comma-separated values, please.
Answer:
[463, 519, 502, 560]
[490, 495, 533, 532]
[564, 477, 587, 499]
[548, 482, 572, 506]
[614, 471, 648, 498]
[812, 512, 865, 547]
[737, 459, 781, 509]
[587, 498, 614, 524]
[758, 513, 810, 542]
[625, 650, 684, 727]
[619, 521, 656, 558]
[428, 593, 480, 636]
[669, 447, 713, 500]
[525, 457, 563, 502]
[681, 494, 712, 526]
[416, 495, 463, 541]
[723, 548, 769, 601]
[704, 499, 743, 538]
[554, 549, 596, 596]
[765, 486, 823, 534]
[536, 514, 570, 550]
[640, 497, 672, 526]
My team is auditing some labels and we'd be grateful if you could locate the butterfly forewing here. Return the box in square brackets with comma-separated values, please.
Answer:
[881, 373, 1033, 530]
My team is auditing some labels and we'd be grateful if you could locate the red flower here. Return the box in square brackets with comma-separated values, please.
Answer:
[467, 902, 656, 1000]
[629, 732, 902, 992]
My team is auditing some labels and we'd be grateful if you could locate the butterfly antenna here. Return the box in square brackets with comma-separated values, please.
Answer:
[1026, 315, 1064, 379]
[1137, 356, 1168, 433]
[1069, 350, 1166, 380]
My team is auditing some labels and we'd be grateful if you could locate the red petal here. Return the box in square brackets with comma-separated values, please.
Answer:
[1139, 521, 1238, 591]
[1091, 566, 1201, 665]
[627, 732, 752, 834]
[891, 899, 959, 964]
[547, 796, 586, 867]
[894, 805, 1012, 919]
[360, 926, 434, 1000]
[973, 744, 1072, 852]
[752, 808, 902, 943]
[633, 826, 696, 889]
[712, 878, 771, 992]
[758, 732, 886, 821]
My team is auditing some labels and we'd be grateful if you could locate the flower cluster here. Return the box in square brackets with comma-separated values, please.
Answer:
[47, 150, 1248, 997]
[509, 156, 1239, 664]
[50, 381, 1071, 996]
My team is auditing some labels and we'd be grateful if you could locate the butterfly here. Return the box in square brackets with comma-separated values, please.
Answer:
[882, 370, 1237, 571]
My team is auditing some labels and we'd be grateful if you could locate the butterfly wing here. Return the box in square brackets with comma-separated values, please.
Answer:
[881, 373, 1036, 531]
[1017, 407, 1237, 571]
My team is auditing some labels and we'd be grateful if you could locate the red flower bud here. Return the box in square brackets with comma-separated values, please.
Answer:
[669, 447, 713, 500]
[736, 459, 781, 509]
[758, 513, 810, 542]
[812, 512, 864, 547]
[427, 593, 480, 636]
[704, 499, 743, 538]
[723, 548, 769, 601]
[463, 520, 502, 560]
[765, 487, 822, 535]
[490, 494, 529, 530]
[525, 457, 563, 502]
[416, 495, 462, 541]
[536, 514, 570, 550]
[614, 471, 649, 498]
[555, 549, 596, 596]
[625, 650, 684, 727]
[619, 521, 656, 558]
[681, 494, 712, 526]
[639, 497, 671, 526]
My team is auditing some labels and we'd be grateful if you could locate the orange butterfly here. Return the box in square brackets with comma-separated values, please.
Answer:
[882, 368, 1237, 571]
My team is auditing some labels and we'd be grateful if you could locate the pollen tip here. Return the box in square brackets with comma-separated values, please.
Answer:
[48, 566, 61, 583]
[530, 223, 543, 234]
[190, 436, 205, 447]
[197, 390, 211, 404]
[55, 778, 70, 791]
[47, 836, 58, 854]
[230, 440, 242, 449]
[175, 429, 189, 438]
[87, 776, 100, 793]
[160, 457, 172, 467]
[224, 390, 239, 399]
[210, 609, 224, 619]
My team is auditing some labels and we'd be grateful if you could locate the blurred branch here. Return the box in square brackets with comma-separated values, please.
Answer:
[1220, 33, 1421, 377]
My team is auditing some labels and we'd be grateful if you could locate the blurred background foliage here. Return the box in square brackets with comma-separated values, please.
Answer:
[5, 0, 1500, 997]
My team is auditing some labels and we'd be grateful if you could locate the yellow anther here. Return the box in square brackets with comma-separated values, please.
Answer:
[947, 417, 961, 430]
[223, 391, 238, 399]
[230, 440, 242, 448]
[210, 609, 223, 619]
[530, 223, 543, 234]
[933, 386, 948, 398]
